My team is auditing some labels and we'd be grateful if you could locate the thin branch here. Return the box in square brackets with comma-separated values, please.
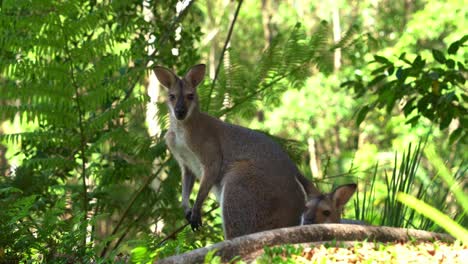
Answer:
[111, 178, 166, 252]
[205, 0, 243, 112]
[111, 209, 148, 252]
[90, 202, 100, 244]
[100, 160, 167, 257]
[156, 205, 219, 248]
[61, 26, 89, 250]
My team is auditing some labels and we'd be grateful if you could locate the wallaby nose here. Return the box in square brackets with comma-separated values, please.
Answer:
[175, 108, 187, 120]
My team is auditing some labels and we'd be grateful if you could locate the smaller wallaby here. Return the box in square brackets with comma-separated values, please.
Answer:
[301, 183, 357, 225]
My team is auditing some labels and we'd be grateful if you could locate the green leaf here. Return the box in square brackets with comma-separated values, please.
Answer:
[460, 34, 468, 44]
[131, 246, 149, 262]
[340, 80, 355, 88]
[448, 41, 460, 55]
[432, 49, 446, 63]
[371, 65, 387, 75]
[457, 61, 466, 71]
[403, 98, 416, 116]
[204, 249, 219, 263]
[399, 52, 412, 65]
[387, 65, 395, 75]
[439, 113, 452, 130]
[461, 93, 468, 102]
[449, 127, 463, 144]
[368, 74, 386, 87]
[405, 115, 420, 126]
[412, 55, 425, 69]
[385, 93, 397, 113]
[425, 145, 468, 213]
[374, 55, 389, 64]
[455, 73, 466, 84]
[0, 187, 23, 195]
[396, 67, 406, 81]
[445, 59, 455, 69]
[397, 193, 468, 244]
[398, 52, 407, 60]
[356, 105, 370, 127]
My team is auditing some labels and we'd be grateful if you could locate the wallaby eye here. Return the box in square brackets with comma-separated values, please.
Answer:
[169, 94, 176, 101]
[322, 210, 331, 217]
[187, 94, 194, 100]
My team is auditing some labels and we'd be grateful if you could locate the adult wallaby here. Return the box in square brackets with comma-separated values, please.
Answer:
[153, 64, 355, 239]
[301, 183, 357, 225]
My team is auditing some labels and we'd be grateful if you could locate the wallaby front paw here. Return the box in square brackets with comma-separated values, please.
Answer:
[184, 208, 192, 222]
[189, 210, 202, 231]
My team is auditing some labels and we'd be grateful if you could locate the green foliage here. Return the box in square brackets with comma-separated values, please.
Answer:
[0, 0, 341, 260]
[257, 244, 304, 264]
[353, 163, 378, 223]
[202, 21, 336, 120]
[397, 193, 468, 244]
[381, 142, 424, 228]
[404, 144, 468, 241]
[343, 36, 467, 143]
[424, 145, 468, 213]
[353, 142, 466, 232]
[0, 185, 95, 262]
[203, 249, 222, 264]
[0, 0, 466, 261]
[0, 0, 204, 261]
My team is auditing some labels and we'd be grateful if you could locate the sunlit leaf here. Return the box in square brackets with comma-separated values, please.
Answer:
[397, 193, 468, 244]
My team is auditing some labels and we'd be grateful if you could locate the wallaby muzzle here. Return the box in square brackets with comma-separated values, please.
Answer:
[174, 98, 187, 120]
[175, 109, 187, 120]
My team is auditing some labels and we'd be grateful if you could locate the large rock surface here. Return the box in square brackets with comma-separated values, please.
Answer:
[155, 224, 454, 263]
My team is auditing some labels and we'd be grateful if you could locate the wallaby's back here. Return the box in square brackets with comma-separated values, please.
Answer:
[218, 117, 299, 170]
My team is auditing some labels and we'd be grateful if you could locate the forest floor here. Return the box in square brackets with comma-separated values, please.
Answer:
[255, 240, 467, 263]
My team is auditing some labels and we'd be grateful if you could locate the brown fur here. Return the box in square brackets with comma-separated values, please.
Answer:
[153, 64, 355, 239]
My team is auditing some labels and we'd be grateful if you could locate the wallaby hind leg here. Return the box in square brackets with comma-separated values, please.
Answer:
[222, 184, 286, 238]
[221, 161, 304, 239]
[221, 182, 260, 239]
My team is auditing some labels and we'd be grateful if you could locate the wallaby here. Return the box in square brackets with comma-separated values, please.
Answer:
[301, 183, 357, 225]
[153, 64, 356, 239]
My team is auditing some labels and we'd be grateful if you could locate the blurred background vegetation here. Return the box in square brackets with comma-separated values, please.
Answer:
[0, 0, 466, 262]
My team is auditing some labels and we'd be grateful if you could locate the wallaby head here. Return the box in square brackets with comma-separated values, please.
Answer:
[153, 64, 206, 121]
[302, 183, 357, 225]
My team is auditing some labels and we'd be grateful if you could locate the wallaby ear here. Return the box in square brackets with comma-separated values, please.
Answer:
[153, 66, 176, 89]
[184, 64, 206, 88]
[332, 183, 357, 209]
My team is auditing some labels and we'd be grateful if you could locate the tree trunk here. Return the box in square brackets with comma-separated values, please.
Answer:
[308, 137, 321, 179]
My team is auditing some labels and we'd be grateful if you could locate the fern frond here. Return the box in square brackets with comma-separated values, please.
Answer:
[200, 22, 335, 121]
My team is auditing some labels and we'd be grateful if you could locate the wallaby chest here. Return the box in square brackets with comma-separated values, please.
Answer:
[165, 128, 203, 178]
